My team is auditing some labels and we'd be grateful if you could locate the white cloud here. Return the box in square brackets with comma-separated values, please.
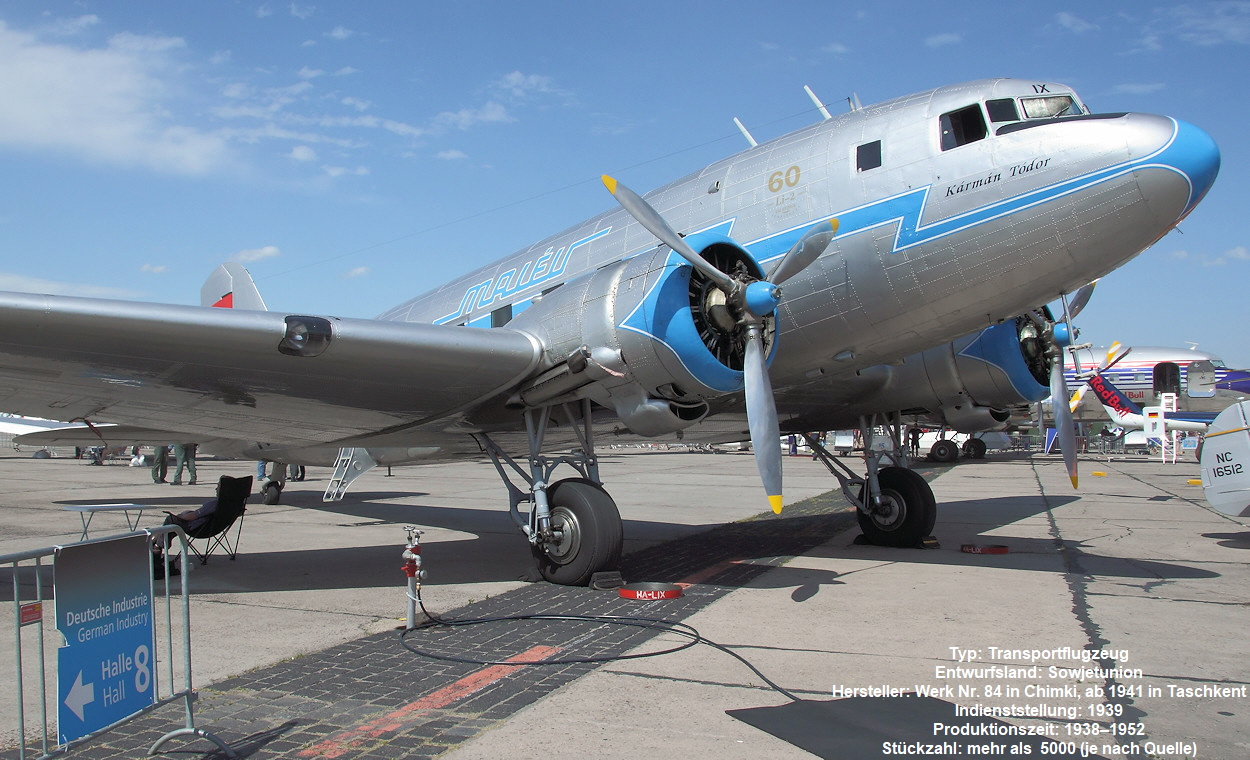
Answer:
[46, 15, 100, 36]
[1168, 2, 1250, 45]
[434, 101, 513, 130]
[437, 149, 467, 160]
[328, 26, 353, 40]
[321, 165, 369, 177]
[1056, 12, 1098, 33]
[342, 266, 370, 278]
[494, 71, 555, 99]
[341, 96, 371, 111]
[821, 42, 850, 55]
[0, 272, 140, 298]
[140, 264, 167, 273]
[924, 33, 962, 48]
[289, 3, 315, 20]
[233, 245, 282, 262]
[297, 66, 324, 79]
[1171, 245, 1250, 267]
[0, 20, 230, 174]
[288, 145, 316, 161]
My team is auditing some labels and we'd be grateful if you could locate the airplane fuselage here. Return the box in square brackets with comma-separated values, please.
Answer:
[380, 79, 1217, 432]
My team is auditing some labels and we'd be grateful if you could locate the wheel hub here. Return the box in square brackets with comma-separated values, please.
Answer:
[869, 490, 906, 530]
[543, 505, 582, 565]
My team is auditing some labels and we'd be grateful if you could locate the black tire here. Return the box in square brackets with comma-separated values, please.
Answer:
[962, 438, 987, 460]
[262, 482, 282, 505]
[532, 478, 623, 586]
[856, 466, 937, 547]
[930, 439, 960, 463]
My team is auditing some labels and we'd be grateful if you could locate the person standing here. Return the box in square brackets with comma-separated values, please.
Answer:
[171, 443, 197, 485]
[151, 445, 169, 483]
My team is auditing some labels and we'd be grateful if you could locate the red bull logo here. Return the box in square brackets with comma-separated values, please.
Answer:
[1089, 375, 1136, 417]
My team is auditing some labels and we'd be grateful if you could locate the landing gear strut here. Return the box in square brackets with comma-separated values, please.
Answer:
[261, 463, 287, 505]
[479, 399, 623, 586]
[804, 414, 937, 547]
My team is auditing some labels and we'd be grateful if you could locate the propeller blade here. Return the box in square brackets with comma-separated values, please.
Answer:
[744, 326, 783, 513]
[1104, 344, 1131, 372]
[768, 219, 839, 285]
[1067, 280, 1098, 320]
[602, 175, 736, 292]
[1051, 358, 1079, 489]
[1069, 343, 1130, 413]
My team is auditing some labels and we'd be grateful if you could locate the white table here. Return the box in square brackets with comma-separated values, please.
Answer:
[63, 503, 150, 541]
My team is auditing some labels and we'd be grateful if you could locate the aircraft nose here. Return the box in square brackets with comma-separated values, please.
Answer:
[1167, 119, 1221, 217]
[1170, 118, 1220, 215]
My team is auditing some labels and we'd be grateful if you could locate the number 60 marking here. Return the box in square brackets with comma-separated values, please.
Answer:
[768, 166, 801, 193]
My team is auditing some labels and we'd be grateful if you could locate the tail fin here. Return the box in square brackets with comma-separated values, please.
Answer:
[1087, 373, 1143, 423]
[201, 262, 268, 311]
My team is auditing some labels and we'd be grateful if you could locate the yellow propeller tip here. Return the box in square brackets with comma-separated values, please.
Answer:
[1070, 476, 1079, 489]
[769, 495, 783, 514]
[601, 175, 617, 194]
[828, 218, 839, 234]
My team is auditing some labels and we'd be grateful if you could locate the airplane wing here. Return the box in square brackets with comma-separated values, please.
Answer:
[0, 292, 543, 446]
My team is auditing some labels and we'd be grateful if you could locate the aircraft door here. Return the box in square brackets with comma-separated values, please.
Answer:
[1186, 360, 1216, 398]
[1153, 361, 1181, 396]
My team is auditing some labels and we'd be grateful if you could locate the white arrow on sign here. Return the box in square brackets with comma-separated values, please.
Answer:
[65, 671, 95, 721]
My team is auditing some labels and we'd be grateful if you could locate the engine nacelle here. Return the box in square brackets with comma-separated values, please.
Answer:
[938, 403, 1013, 432]
[507, 232, 771, 436]
[865, 315, 1051, 432]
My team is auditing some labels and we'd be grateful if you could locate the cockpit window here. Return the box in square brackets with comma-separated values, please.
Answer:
[985, 98, 1020, 123]
[939, 104, 987, 151]
[1021, 95, 1082, 119]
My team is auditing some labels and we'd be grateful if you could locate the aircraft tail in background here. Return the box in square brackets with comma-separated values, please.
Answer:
[201, 262, 268, 311]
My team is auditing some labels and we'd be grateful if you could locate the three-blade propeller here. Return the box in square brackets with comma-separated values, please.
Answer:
[603, 175, 837, 513]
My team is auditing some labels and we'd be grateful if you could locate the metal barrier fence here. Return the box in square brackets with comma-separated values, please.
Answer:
[4, 527, 233, 759]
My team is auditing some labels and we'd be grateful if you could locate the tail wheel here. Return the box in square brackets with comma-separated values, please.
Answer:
[856, 466, 937, 547]
[532, 478, 623, 586]
[262, 481, 283, 505]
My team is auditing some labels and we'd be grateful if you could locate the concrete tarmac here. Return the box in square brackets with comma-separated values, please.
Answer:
[2, 448, 1248, 758]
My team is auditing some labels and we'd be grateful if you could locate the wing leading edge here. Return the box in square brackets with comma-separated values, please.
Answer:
[0, 292, 543, 446]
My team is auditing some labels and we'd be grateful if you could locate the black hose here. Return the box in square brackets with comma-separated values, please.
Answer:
[399, 587, 800, 702]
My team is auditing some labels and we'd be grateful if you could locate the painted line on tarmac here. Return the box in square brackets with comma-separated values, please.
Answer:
[296, 644, 561, 759]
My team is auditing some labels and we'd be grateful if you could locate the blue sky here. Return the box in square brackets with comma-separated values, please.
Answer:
[1, 2, 1247, 366]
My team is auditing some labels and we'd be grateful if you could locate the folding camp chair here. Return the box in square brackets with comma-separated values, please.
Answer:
[166, 475, 252, 565]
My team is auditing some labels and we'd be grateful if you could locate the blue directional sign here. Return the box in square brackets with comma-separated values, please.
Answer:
[55, 534, 156, 744]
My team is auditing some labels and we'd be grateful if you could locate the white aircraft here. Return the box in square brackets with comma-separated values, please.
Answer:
[1065, 343, 1249, 421]
[4, 78, 1220, 584]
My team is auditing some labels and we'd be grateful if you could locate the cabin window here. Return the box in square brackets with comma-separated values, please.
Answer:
[986, 98, 1020, 123]
[490, 304, 513, 328]
[1021, 95, 1082, 119]
[939, 104, 987, 151]
[856, 140, 882, 171]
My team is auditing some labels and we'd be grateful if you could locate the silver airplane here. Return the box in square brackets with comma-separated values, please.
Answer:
[2, 78, 1220, 585]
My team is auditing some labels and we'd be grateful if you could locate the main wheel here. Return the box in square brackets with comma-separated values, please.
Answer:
[961, 438, 987, 459]
[856, 466, 937, 547]
[930, 439, 960, 463]
[532, 478, 623, 586]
